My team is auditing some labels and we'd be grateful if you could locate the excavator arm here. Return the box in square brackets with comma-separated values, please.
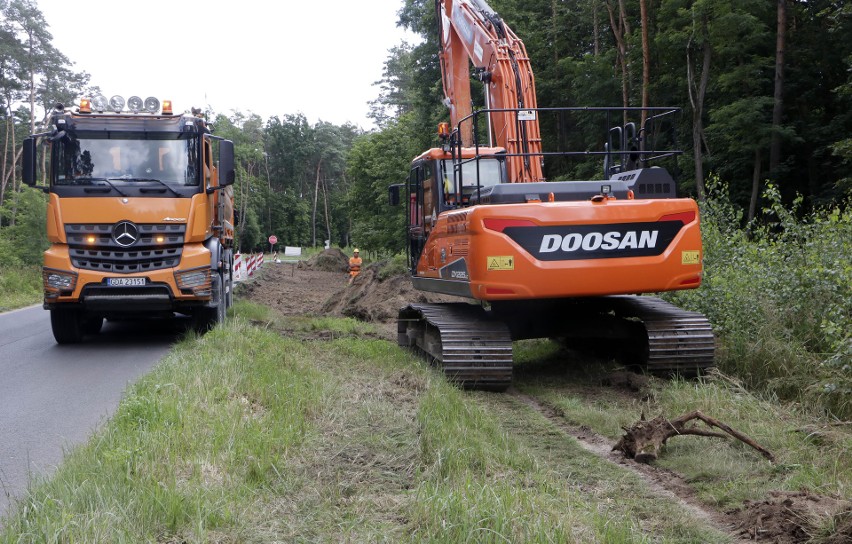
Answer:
[436, 0, 544, 182]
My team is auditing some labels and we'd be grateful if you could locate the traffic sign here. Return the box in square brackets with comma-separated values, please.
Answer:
[268, 235, 278, 245]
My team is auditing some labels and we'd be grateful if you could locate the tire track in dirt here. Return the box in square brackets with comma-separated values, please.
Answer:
[509, 390, 753, 543]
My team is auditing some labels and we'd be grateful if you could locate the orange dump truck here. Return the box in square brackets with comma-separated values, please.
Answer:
[22, 96, 236, 343]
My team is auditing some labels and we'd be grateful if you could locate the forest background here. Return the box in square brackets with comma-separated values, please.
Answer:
[0, 0, 850, 417]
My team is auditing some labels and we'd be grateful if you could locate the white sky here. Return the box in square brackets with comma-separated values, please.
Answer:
[37, 0, 418, 129]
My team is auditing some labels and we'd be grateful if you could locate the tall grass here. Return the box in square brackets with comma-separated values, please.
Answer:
[0, 265, 41, 311]
[665, 178, 851, 418]
[0, 319, 328, 542]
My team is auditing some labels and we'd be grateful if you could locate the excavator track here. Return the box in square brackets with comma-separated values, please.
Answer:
[398, 303, 513, 390]
[604, 296, 716, 376]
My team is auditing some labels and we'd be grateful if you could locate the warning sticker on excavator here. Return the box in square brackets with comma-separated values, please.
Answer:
[487, 256, 515, 270]
[682, 250, 700, 265]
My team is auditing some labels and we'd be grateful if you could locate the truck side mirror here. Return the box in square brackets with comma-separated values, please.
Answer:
[388, 184, 401, 206]
[218, 140, 236, 186]
[22, 137, 37, 186]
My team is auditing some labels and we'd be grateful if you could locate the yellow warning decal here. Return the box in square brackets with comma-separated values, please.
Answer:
[682, 251, 700, 265]
[487, 256, 515, 271]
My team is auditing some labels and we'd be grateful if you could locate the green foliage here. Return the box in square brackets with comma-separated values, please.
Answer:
[0, 264, 40, 310]
[346, 114, 420, 254]
[664, 176, 852, 418]
[0, 188, 48, 265]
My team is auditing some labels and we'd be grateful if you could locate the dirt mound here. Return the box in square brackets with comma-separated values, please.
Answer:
[297, 248, 349, 272]
[239, 258, 467, 340]
[727, 490, 852, 543]
[321, 261, 466, 331]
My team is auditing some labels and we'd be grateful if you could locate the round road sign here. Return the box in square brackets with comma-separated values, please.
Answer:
[268, 235, 278, 245]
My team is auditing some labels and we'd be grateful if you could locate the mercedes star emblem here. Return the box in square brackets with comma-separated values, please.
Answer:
[112, 221, 139, 247]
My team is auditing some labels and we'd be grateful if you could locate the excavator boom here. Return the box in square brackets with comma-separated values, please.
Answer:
[436, 0, 543, 182]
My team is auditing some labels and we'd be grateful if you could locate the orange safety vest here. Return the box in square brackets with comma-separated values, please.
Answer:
[349, 256, 362, 277]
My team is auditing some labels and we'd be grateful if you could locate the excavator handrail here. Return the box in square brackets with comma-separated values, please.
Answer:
[445, 106, 682, 194]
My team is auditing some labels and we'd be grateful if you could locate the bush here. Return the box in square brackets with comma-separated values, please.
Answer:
[0, 265, 42, 311]
[664, 176, 851, 418]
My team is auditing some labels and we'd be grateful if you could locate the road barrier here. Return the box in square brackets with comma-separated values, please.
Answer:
[234, 252, 264, 283]
[234, 253, 246, 282]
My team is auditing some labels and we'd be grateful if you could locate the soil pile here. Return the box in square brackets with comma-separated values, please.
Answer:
[727, 490, 852, 543]
[321, 262, 466, 333]
[239, 258, 465, 339]
[296, 248, 349, 272]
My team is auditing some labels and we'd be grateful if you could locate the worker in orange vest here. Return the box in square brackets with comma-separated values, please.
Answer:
[348, 248, 362, 283]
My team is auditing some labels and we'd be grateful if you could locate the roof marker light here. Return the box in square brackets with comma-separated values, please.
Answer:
[162, 100, 173, 115]
[79, 98, 92, 113]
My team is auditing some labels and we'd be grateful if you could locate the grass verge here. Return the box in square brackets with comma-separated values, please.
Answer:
[2, 308, 849, 542]
[0, 266, 41, 312]
[514, 339, 852, 510]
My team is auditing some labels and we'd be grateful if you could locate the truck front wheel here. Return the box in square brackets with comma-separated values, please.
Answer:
[83, 316, 104, 335]
[193, 271, 225, 333]
[50, 308, 85, 344]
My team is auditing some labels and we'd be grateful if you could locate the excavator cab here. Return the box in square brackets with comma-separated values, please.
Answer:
[398, 148, 508, 272]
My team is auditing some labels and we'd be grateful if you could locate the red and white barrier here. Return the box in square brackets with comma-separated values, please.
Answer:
[248, 253, 264, 276]
[234, 253, 246, 282]
[234, 252, 264, 282]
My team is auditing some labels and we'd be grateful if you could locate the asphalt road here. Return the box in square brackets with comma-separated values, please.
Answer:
[0, 305, 184, 522]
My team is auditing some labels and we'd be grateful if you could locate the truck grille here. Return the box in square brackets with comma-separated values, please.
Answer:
[66, 223, 185, 273]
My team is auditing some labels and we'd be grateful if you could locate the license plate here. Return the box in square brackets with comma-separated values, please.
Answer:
[107, 277, 146, 287]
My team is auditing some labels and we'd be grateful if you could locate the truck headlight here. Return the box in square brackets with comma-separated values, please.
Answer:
[174, 266, 211, 296]
[43, 268, 77, 297]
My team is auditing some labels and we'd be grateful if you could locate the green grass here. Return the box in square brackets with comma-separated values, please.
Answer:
[514, 339, 852, 511]
[3, 310, 849, 542]
[1, 316, 329, 542]
[0, 266, 41, 312]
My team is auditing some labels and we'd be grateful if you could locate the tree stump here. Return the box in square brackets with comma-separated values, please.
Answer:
[614, 410, 775, 464]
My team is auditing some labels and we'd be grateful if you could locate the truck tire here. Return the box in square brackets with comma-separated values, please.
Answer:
[51, 308, 84, 344]
[225, 257, 234, 309]
[193, 271, 225, 333]
[215, 270, 227, 323]
[83, 316, 104, 335]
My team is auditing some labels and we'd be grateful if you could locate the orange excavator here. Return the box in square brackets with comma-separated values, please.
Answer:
[390, 0, 714, 390]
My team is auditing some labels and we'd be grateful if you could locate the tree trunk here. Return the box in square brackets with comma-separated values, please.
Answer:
[312, 159, 322, 248]
[28, 30, 36, 135]
[686, 14, 711, 201]
[551, 0, 559, 64]
[320, 176, 332, 247]
[749, 148, 762, 222]
[640, 0, 651, 125]
[593, 0, 600, 56]
[1, 114, 10, 208]
[605, 1, 631, 115]
[8, 116, 18, 227]
[769, 0, 787, 177]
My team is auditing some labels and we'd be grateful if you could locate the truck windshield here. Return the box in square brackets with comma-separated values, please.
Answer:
[54, 133, 200, 186]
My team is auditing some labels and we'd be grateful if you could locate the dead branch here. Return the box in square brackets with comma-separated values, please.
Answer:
[614, 410, 775, 464]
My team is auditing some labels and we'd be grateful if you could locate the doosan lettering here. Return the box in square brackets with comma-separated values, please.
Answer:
[539, 230, 659, 253]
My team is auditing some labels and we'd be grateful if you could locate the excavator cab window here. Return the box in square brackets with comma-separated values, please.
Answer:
[440, 156, 504, 205]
